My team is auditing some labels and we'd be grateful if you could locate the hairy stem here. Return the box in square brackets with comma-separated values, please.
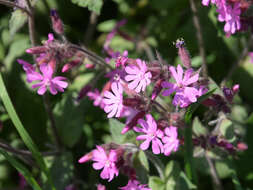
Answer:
[189, 0, 208, 78]
[43, 94, 62, 149]
[84, 11, 98, 45]
[205, 151, 223, 190]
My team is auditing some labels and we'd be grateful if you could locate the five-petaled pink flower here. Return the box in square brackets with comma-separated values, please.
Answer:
[103, 82, 123, 118]
[119, 179, 151, 190]
[125, 59, 152, 93]
[92, 145, 119, 182]
[162, 126, 180, 156]
[162, 65, 199, 108]
[28, 63, 68, 95]
[134, 114, 164, 154]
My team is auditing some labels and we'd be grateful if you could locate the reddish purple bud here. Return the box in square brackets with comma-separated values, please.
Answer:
[121, 111, 145, 134]
[50, 9, 64, 35]
[65, 184, 77, 190]
[123, 98, 142, 108]
[26, 46, 47, 54]
[175, 39, 191, 68]
[223, 87, 234, 103]
[237, 142, 248, 151]
[78, 152, 93, 163]
[151, 79, 164, 100]
[77, 85, 92, 101]
[85, 63, 95, 69]
[62, 60, 80, 72]
[232, 84, 239, 94]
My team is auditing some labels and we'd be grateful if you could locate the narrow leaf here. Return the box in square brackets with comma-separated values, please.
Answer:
[9, 9, 28, 36]
[0, 73, 55, 189]
[0, 149, 42, 190]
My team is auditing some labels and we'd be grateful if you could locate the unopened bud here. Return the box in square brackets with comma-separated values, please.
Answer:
[50, 9, 64, 35]
[237, 142, 248, 151]
[26, 46, 47, 54]
[151, 79, 163, 100]
[232, 84, 239, 94]
[62, 60, 80, 72]
[77, 85, 92, 101]
[78, 151, 93, 163]
[121, 111, 145, 134]
[175, 38, 191, 68]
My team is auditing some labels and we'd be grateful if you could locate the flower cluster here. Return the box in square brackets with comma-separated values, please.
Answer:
[202, 0, 252, 36]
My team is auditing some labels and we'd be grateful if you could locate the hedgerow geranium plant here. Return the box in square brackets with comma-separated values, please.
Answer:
[0, 0, 252, 189]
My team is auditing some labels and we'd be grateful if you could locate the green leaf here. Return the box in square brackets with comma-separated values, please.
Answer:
[184, 89, 216, 185]
[44, 152, 74, 190]
[4, 36, 30, 68]
[71, 0, 103, 14]
[109, 119, 125, 144]
[108, 118, 136, 144]
[178, 172, 197, 190]
[220, 119, 236, 143]
[0, 73, 55, 190]
[9, 10, 28, 36]
[149, 176, 165, 190]
[97, 20, 116, 32]
[138, 150, 149, 172]
[192, 117, 208, 136]
[165, 161, 181, 190]
[215, 160, 234, 179]
[53, 93, 85, 148]
[0, 149, 42, 190]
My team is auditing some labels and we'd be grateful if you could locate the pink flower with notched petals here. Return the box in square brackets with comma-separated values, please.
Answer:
[29, 63, 68, 95]
[103, 82, 123, 118]
[162, 126, 179, 156]
[92, 146, 119, 182]
[202, 0, 216, 6]
[87, 89, 105, 109]
[162, 65, 199, 108]
[17, 59, 36, 83]
[134, 114, 164, 154]
[125, 59, 152, 93]
[120, 179, 151, 190]
[217, 2, 241, 35]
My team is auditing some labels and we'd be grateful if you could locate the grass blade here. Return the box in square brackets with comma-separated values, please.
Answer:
[0, 149, 42, 190]
[0, 73, 55, 189]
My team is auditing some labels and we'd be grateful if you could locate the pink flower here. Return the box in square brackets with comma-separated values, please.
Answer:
[162, 126, 179, 156]
[125, 59, 152, 93]
[29, 63, 68, 95]
[103, 82, 123, 118]
[134, 114, 164, 154]
[202, 0, 216, 6]
[249, 52, 253, 64]
[92, 146, 119, 182]
[162, 65, 199, 108]
[218, 2, 241, 35]
[115, 50, 128, 68]
[119, 179, 151, 190]
[17, 59, 36, 82]
[87, 89, 105, 109]
[97, 184, 106, 190]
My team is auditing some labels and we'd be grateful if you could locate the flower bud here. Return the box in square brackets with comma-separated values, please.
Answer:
[50, 9, 64, 35]
[121, 111, 145, 134]
[175, 39, 191, 69]
[26, 46, 47, 54]
[237, 142, 248, 151]
[77, 85, 92, 101]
